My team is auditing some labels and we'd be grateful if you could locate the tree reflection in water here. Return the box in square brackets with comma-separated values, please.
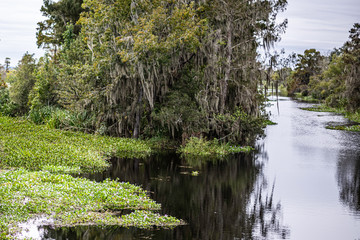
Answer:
[337, 148, 360, 213]
[43, 151, 289, 239]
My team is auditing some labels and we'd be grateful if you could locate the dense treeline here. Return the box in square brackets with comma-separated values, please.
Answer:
[285, 23, 360, 113]
[1, 0, 288, 144]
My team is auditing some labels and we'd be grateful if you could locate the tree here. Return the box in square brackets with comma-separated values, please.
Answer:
[288, 48, 323, 95]
[308, 54, 346, 106]
[343, 23, 360, 111]
[4, 58, 10, 72]
[9, 53, 37, 114]
[29, 55, 59, 110]
[54, 0, 287, 143]
[36, 0, 84, 51]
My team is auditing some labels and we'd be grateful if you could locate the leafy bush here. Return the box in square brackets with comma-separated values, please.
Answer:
[179, 136, 253, 158]
[28, 106, 96, 133]
[0, 87, 17, 116]
[28, 105, 58, 124]
[8, 53, 36, 114]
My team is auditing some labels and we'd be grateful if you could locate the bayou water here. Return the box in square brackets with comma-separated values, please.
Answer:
[37, 97, 360, 239]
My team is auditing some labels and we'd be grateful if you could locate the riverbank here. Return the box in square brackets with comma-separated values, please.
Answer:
[300, 105, 360, 131]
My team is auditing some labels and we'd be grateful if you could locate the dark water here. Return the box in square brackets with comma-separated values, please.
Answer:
[36, 98, 360, 239]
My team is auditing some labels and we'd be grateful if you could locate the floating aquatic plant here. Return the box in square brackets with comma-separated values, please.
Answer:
[0, 169, 181, 239]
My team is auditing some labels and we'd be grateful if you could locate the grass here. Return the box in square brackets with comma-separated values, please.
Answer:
[179, 137, 253, 158]
[0, 169, 181, 239]
[0, 116, 152, 173]
[301, 105, 360, 132]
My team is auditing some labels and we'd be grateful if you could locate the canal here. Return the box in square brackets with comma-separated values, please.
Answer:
[40, 97, 360, 239]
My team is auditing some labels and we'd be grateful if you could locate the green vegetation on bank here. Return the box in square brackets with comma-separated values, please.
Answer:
[285, 24, 360, 114]
[0, 169, 181, 239]
[271, 23, 360, 130]
[301, 105, 360, 131]
[293, 93, 321, 103]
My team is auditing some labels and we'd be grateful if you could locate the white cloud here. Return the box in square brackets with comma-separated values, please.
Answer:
[0, 0, 45, 66]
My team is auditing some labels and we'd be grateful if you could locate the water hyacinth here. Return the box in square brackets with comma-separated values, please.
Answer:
[0, 116, 181, 239]
[0, 116, 152, 173]
[0, 169, 181, 239]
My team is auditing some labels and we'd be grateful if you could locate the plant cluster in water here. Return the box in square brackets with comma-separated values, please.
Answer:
[0, 169, 181, 239]
[179, 137, 253, 159]
[0, 116, 182, 239]
[0, 116, 152, 173]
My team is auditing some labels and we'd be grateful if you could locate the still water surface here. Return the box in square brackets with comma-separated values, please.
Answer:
[40, 98, 360, 239]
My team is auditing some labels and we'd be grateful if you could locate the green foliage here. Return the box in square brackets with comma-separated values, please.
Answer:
[0, 85, 17, 116]
[49, 0, 286, 143]
[179, 137, 253, 159]
[306, 54, 346, 107]
[343, 23, 360, 111]
[8, 53, 36, 114]
[300, 105, 339, 113]
[151, 90, 207, 139]
[28, 105, 58, 124]
[296, 23, 360, 113]
[29, 55, 59, 110]
[287, 49, 323, 96]
[278, 84, 288, 96]
[326, 124, 360, 131]
[0, 169, 180, 238]
[0, 116, 152, 172]
[293, 92, 320, 103]
[29, 105, 96, 133]
[212, 108, 267, 144]
[37, 0, 84, 49]
[48, 109, 95, 133]
[9, 0, 288, 144]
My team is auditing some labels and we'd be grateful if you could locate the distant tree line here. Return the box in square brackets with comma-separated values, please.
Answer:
[282, 23, 360, 112]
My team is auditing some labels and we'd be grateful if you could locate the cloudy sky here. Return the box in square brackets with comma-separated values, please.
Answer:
[275, 0, 360, 54]
[0, 0, 359, 66]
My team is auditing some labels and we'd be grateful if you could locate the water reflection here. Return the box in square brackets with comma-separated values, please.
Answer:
[337, 134, 360, 213]
[44, 152, 289, 239]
